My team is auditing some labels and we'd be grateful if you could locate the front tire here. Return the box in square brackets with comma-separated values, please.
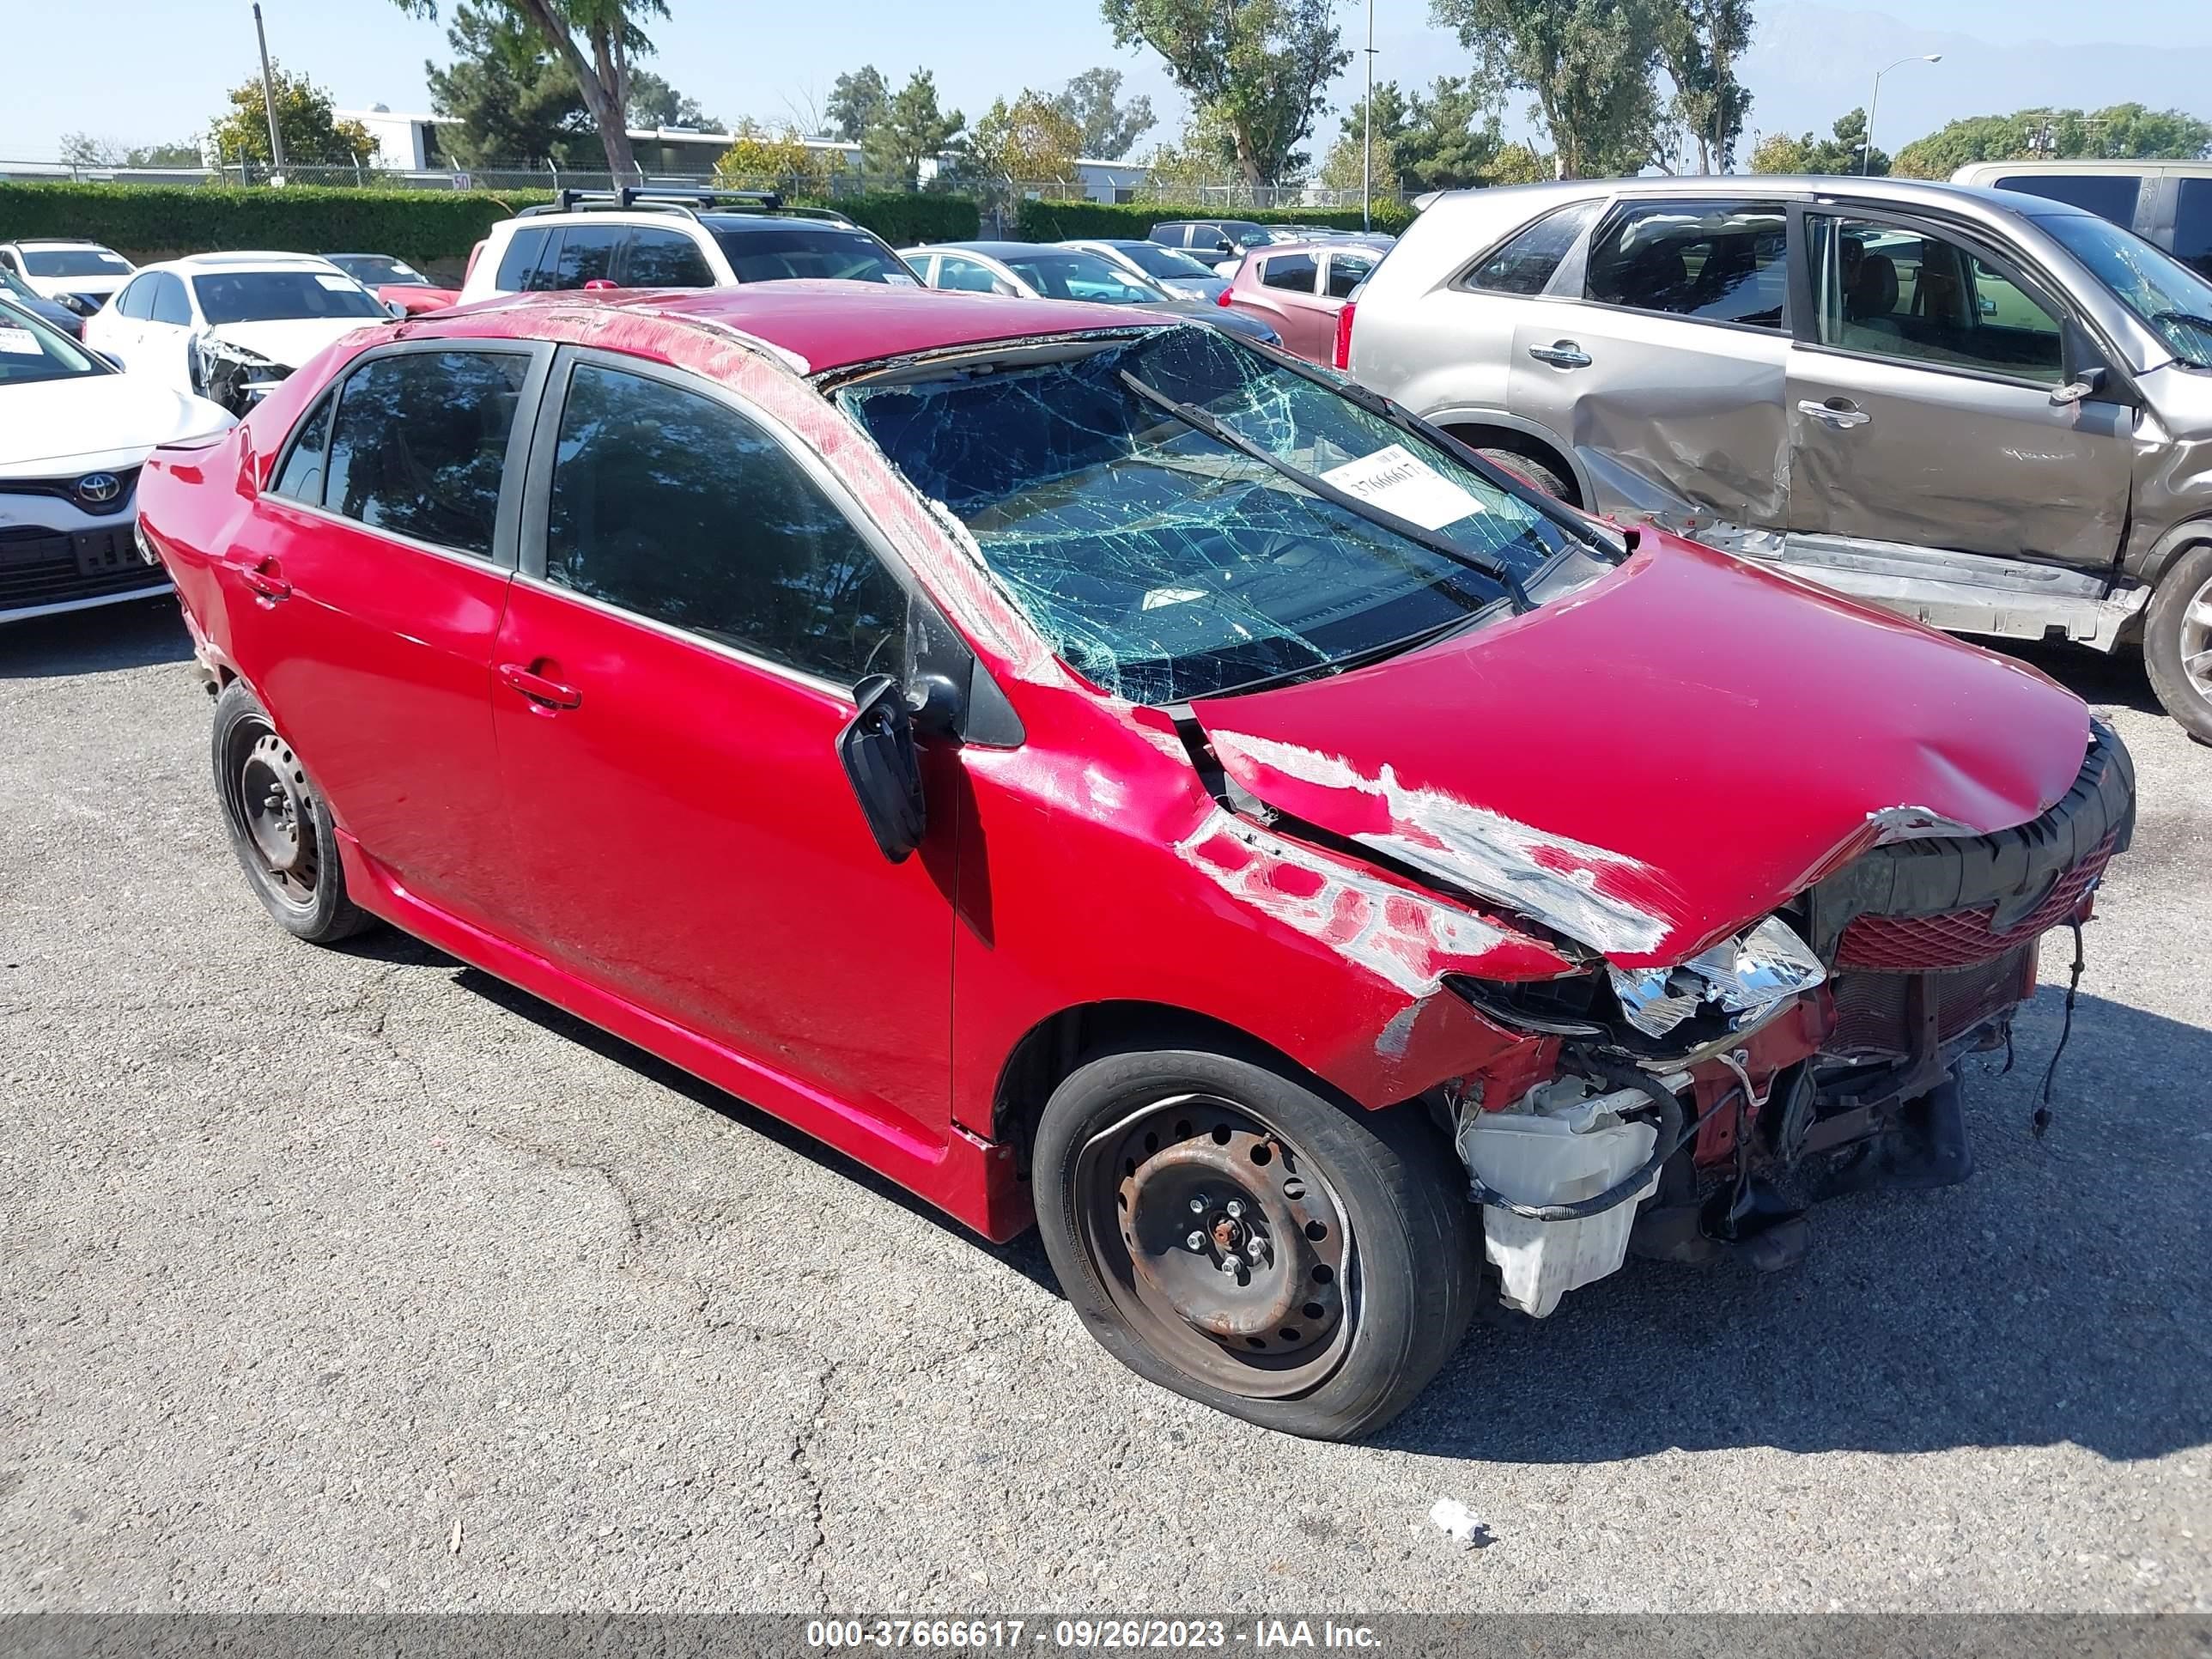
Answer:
[1031, 1040, 1480, 1441]
[2143, 543, 2212, 744]
[210, 679, 374, 944]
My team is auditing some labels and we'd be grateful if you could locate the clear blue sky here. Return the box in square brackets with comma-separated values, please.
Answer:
[3, 0, 2209, 161]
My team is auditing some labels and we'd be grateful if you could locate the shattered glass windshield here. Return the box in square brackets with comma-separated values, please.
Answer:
[839, 326, 1581, 702]
[2035, 209, 2212, 368]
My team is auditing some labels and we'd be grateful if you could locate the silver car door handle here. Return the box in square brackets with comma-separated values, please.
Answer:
[1527, 341, 1592, 368]
[1797, 398, 1870, 429]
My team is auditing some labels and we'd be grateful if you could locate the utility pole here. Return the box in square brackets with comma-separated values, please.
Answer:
[1361, 0, 1375, 229]
[252, 2, 289, 181]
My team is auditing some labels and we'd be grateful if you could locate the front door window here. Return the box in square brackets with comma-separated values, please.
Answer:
[1807, 215, 2064, 385]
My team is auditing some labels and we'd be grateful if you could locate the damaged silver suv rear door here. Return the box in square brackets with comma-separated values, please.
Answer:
[1350, 176, 2212, 740]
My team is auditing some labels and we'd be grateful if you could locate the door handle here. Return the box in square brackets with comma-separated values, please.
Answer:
[1797, 398, 1870, 429]
[240, 558, 290, 601]
[1527, 340, 1592, 368]
[498, 662, 582, 709]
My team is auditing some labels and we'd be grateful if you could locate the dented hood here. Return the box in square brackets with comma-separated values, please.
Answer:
[1188, 535, 2090, 967]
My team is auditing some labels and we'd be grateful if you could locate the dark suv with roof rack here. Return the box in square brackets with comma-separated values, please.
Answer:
[456, 187, 921, 305]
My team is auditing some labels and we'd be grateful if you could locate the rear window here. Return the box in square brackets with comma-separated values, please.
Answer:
[1994, 173, 2142, 228]
[1261, 253, 1317, 293]
[1468, 200, 1601, 295]
[707, 225, 913, 285]
[192, 270, 386, 325]
[21, 246, 130, 277]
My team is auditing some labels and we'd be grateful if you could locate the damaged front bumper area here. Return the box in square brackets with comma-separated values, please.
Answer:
[1438, 719, 2136, 1316]
[192, 336, 293, 417]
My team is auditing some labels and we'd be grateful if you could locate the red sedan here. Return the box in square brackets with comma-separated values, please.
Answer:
[137, 284, 2130, 1439]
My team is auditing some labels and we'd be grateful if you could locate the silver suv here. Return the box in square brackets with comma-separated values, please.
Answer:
[1348, 176, 2212, 739]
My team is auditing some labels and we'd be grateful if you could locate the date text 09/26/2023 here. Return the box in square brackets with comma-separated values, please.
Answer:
[805, 1619, 1382, 1650]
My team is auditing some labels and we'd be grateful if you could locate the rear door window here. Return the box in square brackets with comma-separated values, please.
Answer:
[1261, 252, 1318, 293]
[494, 227, 553, 292]
[324, 349, 531, 558]
[149, 273, 193, 326]
[1468, 199, 1601, 295]
[1993, 172, 2142, 228]
[541, 362, 907, 685]
[2174, 179, 2212, 280]
[115, 276, 155, 319]
[622, 228, 714, 288]
[933, 255, 1001, 293]
[1586, 200, 1788, 328]
[1326, 251, 1375, 298]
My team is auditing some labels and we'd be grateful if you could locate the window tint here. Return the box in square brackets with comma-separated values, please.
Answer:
[706, 225, 912, 284]
[550, 226, 623, 289]
[2175, 179, 2212, 281]
[271, 394, 335, 504]
[1586, 201, 1787, 327]
[324, 350, 529, 557]
[116, 276, 154, 319]
[623, 227, 714, 288]
[934, 255, 1001, 293]
[1468, 199, 1601, 295]
[1994, 173, 2142, 227]
[1809, 216, 2063, 385]
[495, 227, 552, 292]
[1261, 252, 1318, 294]
[544, 363, 907, 684]
[150, 273, 193, 326]
[1326, 252, 1374, 299]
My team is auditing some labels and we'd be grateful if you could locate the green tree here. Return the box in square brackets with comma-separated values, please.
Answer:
[714, 121, 830, 190]
[860, 70, 963, 190]
[1401, 74, 1506, 188]
[1751, 106, 1883, 176]
[1101, 0, 1351, 186]
[1052, 67, 1156, 160]
[426, 1, 592, 167]
[627, 67, 720, 131]
[1655, 0, 1752, 173]
[1485, 139, 1553, 183]
[826, 65, 890, 143]
[1892, 102, 2212, 179]
[1430, 0, 1664, 179]
[394, 0, 665, 182]
[208, 64, 378, 167]
[1318, 85, 1408, 194]
[60, 133, 205, 168]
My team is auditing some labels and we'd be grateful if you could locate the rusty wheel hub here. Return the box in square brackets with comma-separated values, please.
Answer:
[1079, 1095, 1352, 1394]
[230, 726, 320, 906]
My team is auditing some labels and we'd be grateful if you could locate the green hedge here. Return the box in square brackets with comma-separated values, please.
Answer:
[1012, 197, 1416, 243]
[0, 181, 979, 269]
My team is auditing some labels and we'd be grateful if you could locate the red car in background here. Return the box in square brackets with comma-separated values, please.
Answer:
[1218, 239, 1383, 364]
[318, 252, 459, 316]
[136, 285, 2130, 1441]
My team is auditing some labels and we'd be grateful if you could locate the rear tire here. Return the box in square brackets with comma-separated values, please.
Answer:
[1474, 445, 1574, 504]
[2142, 543, 2212, 744]
[210, 679, 375, 944]
[1031, 1039, 1480, 1441]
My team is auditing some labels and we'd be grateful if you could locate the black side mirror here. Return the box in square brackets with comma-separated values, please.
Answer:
[837, 675, 926, 862]
[2050, 365, 2108, 407]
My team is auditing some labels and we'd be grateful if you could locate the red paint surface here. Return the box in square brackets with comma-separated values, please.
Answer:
[380, 284, 460, 316]
[1219, 245, 1350, 365]
[137, 294, 2097, 1238]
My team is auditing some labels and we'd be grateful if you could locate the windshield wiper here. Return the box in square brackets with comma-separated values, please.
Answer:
[1116, 370, 1533, 611]
[2150, 311, 2212, 365]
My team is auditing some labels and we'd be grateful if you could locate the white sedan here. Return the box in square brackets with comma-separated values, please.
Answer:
[82, 252, 396, 416]
[0, 300, 232, 623]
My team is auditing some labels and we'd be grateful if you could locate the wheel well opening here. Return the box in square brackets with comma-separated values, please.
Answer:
[1444, 424, 1581, 507]
[990, 1001, 1334, 1177]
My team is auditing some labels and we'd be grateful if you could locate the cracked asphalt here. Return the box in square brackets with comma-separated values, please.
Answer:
[2, 600, 2208, 1613]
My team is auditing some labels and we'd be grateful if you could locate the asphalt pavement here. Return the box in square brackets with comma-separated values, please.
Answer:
[2, 600, 2207, 1613]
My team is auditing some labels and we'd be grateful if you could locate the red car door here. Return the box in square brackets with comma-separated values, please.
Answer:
[489, 349, 957, 1151]
[1237, 251, 1335, 363]
[216, 341, 550, 928]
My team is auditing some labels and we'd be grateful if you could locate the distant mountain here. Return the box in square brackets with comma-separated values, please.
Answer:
[1740, 3, 2212, 156]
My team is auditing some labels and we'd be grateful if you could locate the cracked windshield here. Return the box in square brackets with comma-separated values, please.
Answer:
[841, 326, 1588, 702]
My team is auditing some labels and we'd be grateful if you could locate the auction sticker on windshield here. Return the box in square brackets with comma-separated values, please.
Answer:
[0, 327, 41, 355]
[1318, 443, 1484, 531]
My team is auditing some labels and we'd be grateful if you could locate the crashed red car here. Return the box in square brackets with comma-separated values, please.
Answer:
[137, 285, 2133, 1441]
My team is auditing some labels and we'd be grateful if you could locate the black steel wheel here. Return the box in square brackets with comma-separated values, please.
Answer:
[210, 679, 374, 944]
[1034, 1040, 1480, 1440]
[2144, 543, 2212, 745]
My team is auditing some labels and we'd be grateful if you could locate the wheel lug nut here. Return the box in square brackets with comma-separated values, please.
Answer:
[1188, 1196, 1208, 1214]
[1217, 1257, 1240, 1277]
[1224, 1200, 1244, 1218]
[1185, 1231, 1206, 1251]
[1245, 1238, 1265, 1261]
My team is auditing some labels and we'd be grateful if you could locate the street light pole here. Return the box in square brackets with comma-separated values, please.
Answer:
[252, 2, 289, 180]
[1361, 0, 1375, 230]
[1865, 52, 1942, 175]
